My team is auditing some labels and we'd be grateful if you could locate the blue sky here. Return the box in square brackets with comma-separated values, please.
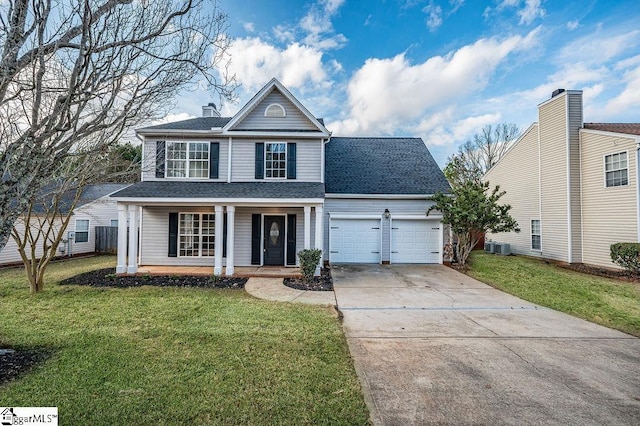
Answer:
[168, 0, 640, 166]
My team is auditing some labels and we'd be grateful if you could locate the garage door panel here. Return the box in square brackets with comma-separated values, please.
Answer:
[392, 219, 440, 264]
[330, 218, 381, 263]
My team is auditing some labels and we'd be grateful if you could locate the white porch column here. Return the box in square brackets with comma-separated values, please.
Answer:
[225, 206, 235, 276]
[304, 206, 311, 250]
[314, 205, 323, 276]
[214, 205, 224, 275]
[126, 205, 139, 274]
[116, 203, 128, 274]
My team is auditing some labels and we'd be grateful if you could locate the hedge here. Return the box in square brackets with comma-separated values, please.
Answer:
[610, 243, 640, 274]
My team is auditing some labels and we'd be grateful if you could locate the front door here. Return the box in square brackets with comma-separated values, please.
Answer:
[264, 216, 285, 265]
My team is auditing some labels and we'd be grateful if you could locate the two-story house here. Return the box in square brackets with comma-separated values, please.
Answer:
[485, 89, 640, 269]
[111, 79, 450, 275]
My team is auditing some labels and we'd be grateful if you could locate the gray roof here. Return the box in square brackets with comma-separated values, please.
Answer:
[34, 183, 129, 214]
[138, 117, 324, 132]
[325, 137, 450, 195]
[111, 181, 325, 199]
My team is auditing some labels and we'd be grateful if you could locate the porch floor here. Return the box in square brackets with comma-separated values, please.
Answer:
[137, 265, 302, 278]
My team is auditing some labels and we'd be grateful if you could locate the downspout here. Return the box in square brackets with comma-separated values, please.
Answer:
[565, 96, 573, 263]
[636, 140, 640, 242]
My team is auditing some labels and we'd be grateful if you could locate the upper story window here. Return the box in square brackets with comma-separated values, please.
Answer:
[265, 103, 286, 118]
[604, 151, 628, 187]
[531, 219, 541, 251]
[265, 142, 287, 178]
[166, 142, 209, 178]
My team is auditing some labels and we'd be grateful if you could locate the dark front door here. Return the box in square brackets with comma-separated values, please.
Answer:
[264, 216, 285, 266]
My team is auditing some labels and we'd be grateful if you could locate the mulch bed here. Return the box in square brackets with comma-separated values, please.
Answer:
[0, 348, 52, 386]
[284, 268, 333, 291]
[559, 263, 640, 283]
[60, 268, 247, 289]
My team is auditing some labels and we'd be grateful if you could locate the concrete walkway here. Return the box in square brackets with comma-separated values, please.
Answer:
[332, 264, 640, 425]
[245, 277, 336, 305]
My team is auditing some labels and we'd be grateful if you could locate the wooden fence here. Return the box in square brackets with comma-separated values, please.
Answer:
[95, 226, 119, 254]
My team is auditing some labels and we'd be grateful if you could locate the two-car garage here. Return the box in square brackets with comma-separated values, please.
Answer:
[329, 215, 442, 264]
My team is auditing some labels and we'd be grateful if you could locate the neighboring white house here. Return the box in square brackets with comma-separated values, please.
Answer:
[0, 183, 129, 266]
[485, 89, 640, 269]
[110, 78, 451, 275]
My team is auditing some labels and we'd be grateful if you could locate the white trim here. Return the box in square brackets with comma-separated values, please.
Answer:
[165, 141, 210, 179]
[264, 142, 287, 180]
[226, 206, 235, 275]
[538, 118, 543, 255]
[328, 213, 384, 220]
[565, 94, 573, 263]
[227, 137, 232, 183]
[137, 129, 326, 138]
[536, 89, 582, 108]
[320, 138, 327, 184]
[111, 197, 324, 205]
[580, 128, 640, 140]
[393, 214, 442, 220]
[177, 211, 217, 259]
[74, 218, 90, 243]
[325, 193, 435, 199]
[264, 103, 286, 118]
[636, 143, 640, 242]
[531, 219, 542, 251]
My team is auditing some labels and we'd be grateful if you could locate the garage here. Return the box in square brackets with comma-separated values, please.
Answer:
[329, 217, 381, 263]
[391, 219, 441, 263]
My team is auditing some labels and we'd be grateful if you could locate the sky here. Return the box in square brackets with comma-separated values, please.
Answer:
[166, 0, 640, 167]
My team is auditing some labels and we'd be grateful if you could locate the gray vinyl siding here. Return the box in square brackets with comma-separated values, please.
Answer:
[538, 94, 570, 262]
[323, 198, 438, 262]
[140, 206, 313, 267]
[234, 89, 318, 131]
[580, 131, 638, 269]
[485, 124, 541, 256]
[141, 137, 229, 182]
[231, 139, 323, 182]
[567, 91, 583, 263]
[0, 195, 120, 265]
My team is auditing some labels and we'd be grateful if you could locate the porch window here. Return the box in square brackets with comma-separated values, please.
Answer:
[75, 219, 89, 243]
[605, 152, 628, 187]
[179, 213, 215, 257]
[166, 142, 209, 178]
[531, 219, 541, 251]
[265, 143, 286, 178]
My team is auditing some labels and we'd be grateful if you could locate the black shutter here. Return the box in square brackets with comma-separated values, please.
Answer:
[251, 214, 261, 265]
[168, 213, 178, 257]
[287, 143, 296, 179]
[287, 214, 296, 265]
[156, 141, 166, 178]
[209, 142, 219, 179]
[255, 142, 264, 179]
[222, 212, 227, 258]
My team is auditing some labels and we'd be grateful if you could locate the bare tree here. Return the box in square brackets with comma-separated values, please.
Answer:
[12, 133, 138, 293]
[0, 0, 236, 251]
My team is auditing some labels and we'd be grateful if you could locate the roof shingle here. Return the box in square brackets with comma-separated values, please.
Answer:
[583, 123, 640, 136]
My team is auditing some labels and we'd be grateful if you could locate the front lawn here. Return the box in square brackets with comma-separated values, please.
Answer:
[467, 252, 640, 337]
[0, 256, 369, 425]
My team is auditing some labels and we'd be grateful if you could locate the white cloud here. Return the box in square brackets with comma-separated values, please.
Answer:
[225, 37, 328, 95]
[449, 0, 465, 14]
[242, 22, 255, 33]
[566, 20, 579, 31]
[299, 0, 348, 49]
[422, 113, 502, 147]
[559, 29, 640, 65]
[603, 65, 640, 117]
[518, 0, 545, 25]
[329, 29, 540, 136]
[423, 1, 443, 32]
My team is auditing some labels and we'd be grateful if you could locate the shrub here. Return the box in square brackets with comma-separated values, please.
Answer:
[610, 243, 640, 275]
[298, 249, 322, 283]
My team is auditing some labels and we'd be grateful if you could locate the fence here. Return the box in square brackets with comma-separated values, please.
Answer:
[95, 226, 119, 254]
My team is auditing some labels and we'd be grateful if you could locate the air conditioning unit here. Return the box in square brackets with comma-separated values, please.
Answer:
[495, 243, 511, 255]
[484, 241, 495, 253]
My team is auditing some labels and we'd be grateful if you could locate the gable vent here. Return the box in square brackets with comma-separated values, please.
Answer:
[265, 103, 286, 118]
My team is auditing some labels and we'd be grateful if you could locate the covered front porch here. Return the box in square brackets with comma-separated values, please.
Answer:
[114, 201, 324, 276]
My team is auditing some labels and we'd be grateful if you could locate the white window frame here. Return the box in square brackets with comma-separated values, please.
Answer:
[110, 219, 118, 227]
[75, 219, 90, 243]
[178, 212, 215, 257]
[264, 142, 287, 179]
[264, 103, 286, 118]
[604, 151, 628, 188]
[165, 141, 210, 179]
[531, 219, 541, 251]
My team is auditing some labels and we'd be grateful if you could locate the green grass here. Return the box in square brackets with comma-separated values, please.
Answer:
[0, 256, 369, 425]
[467, 251, 640, 337]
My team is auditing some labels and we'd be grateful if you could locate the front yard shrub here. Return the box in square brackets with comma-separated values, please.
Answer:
[298, 249, 322, 282]
[610, 243, 640, 275]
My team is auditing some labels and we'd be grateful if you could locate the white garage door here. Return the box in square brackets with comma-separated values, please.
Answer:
[391, 219, 441, 263]
[330, 218, 381, 263]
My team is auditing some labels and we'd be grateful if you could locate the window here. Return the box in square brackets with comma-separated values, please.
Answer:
[531, 219, 541, 251]
[166, 142, 209, 178]
[264, 103, 286, 117]
[265, 143, 286, 178]
[605, 152, 628, 187]
[179, 213, 215, 257]
[75, 219, 89, 243]
[110, 219, 118, 227]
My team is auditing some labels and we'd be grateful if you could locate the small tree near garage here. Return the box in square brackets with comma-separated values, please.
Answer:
[428, 181, 520, 267]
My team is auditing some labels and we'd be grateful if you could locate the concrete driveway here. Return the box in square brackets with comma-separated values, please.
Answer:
[332, 264, 640, 425]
